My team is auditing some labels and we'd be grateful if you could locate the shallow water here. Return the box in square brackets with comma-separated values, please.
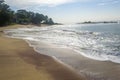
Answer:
[4, 23, 120, 63]
[4, 23, 120, 80]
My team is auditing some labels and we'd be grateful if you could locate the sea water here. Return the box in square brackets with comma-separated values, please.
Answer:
[4, 23, 120, 64]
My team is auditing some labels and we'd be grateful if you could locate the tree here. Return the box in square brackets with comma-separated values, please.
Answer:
[15, 10, 30, 24]
[0, 0, 54, 26]
[15, 10, 48, 25]
[0, 0, 4, 3]
[31, 13, 45, 24]
[27, 11, 34, 23]
[0, 0, 14, 26]
[47, 18, 54, 25]
[43, 17, 54, 25]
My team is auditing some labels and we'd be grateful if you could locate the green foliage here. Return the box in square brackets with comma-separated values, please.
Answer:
[15, 10, 30, 24]
[31, 13, 44, 24]
[43, 17, 54, 25]
[15, 10, 54, 25]
[0, 0, 14, 26]
[0, 0, 54, 26]
[48, 18, 54, 25]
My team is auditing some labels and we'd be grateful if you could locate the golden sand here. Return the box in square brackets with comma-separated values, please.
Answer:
[0, 25, 85, 80]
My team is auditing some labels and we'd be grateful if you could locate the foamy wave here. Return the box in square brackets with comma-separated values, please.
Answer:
[4, 24, 120, 64]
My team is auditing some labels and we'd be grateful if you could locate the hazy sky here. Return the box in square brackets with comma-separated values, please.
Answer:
[5, 0, 120, 23]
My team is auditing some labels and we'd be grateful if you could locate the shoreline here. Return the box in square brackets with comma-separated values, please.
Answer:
[34, 42, 120, 80]
[0, 24, 85, 80]
[2, 24, 120, 80]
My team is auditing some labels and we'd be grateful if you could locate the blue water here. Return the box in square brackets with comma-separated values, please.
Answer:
[76, 23, 120, 34]
[4, 23, 120, 63]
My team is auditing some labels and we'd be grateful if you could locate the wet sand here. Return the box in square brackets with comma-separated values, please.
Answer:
[1, 24, 120, 80]
[0, 25, 85, 80]
[31, 41, 120, 80]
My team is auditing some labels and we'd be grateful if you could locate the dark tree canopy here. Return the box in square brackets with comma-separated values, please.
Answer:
[48, 18, 54, 25]
[15, 10, 30, 24]
[0, 0, 14, 26]
[0, 0, 54, 26]
[31, 13, 44, 24]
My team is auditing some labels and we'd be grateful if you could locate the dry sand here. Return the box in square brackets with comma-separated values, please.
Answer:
[2, 24, 120, 80]
[0, 25, 85, 80]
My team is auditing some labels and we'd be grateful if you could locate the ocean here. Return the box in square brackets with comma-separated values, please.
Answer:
[4, 23, 120, 64]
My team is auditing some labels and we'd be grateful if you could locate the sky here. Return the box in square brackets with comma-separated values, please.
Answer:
[5, 0, 120, 24]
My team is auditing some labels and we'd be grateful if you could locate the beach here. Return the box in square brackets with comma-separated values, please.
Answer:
[1, 0, 120, 79]
[1, 24, 120, 80]
[0, 25, 85, 80]
[31, 41, 120, 80]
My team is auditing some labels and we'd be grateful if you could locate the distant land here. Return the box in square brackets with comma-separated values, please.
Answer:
[54, 23, 63, 25]
[77, 21, 119, 24]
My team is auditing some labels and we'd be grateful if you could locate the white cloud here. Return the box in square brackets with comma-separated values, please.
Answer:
[5, 0, 119, 8]
[5, 0, 78, 8]
[5, 0, 119, 9]
[5, 0, 96, 8]
[98, 2, 107, 5]
[29, 0, 75, 5]
[98, 0, 119, 6]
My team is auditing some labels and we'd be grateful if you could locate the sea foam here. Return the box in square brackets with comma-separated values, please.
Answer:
[4, 24, 120, 64]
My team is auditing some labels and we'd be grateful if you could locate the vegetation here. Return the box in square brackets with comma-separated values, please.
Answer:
[0, 0, 14, 26]
[0, 0, 54, 26]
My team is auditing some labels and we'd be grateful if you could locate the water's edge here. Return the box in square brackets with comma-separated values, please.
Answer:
[4, 34, 85, 75]
[4, 24, 120, 80]
[4, 34, 111, 80]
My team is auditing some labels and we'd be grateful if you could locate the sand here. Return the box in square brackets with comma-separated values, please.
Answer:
[1, 24, 120, 80]
[29, 41, 120, 80]
[0, 25, 85, 80]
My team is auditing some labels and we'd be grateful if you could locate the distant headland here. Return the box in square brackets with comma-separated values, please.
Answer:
[77, 21, 119, 24]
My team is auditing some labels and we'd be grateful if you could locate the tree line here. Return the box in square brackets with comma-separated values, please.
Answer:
[0, 0, 54, 26]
